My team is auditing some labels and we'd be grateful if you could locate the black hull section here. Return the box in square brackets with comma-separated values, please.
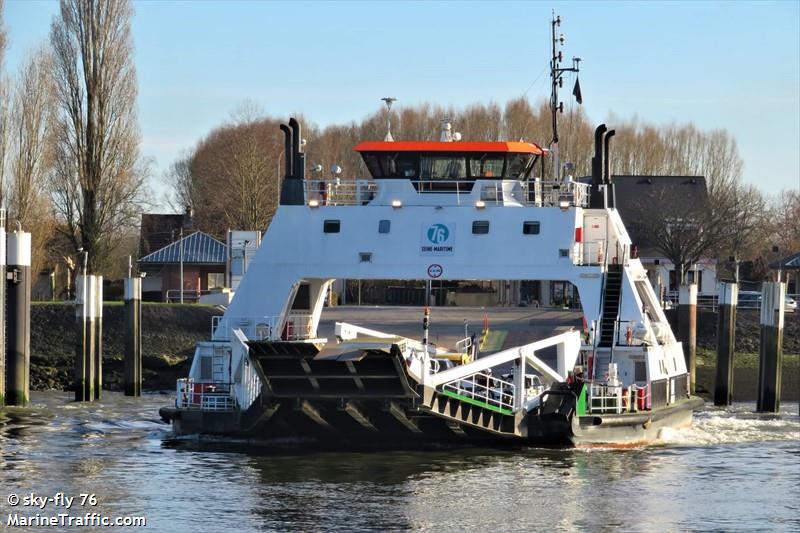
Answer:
[160, 340, 704, 448]
[160, 398, 519, 449]
[160, 396, 705, 449]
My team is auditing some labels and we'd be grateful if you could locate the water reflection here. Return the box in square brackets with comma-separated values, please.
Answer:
[0, 393, 797, 532]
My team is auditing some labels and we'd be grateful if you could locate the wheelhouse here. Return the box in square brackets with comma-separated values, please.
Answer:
[354, 141, 545, 192]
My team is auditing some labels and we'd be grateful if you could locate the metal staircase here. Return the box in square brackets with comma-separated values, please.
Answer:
[598, 264, 623, 348]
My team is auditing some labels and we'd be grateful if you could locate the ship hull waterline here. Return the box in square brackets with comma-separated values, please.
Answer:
[159, 396, 704, 449]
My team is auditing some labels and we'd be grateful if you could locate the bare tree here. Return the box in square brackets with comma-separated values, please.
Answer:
[0, 0, 10, 208]
[9, 46, 56, 221]
[49, 0, 146, 274]
[7, 45, 57, 276]
[629, 181, 742, 284]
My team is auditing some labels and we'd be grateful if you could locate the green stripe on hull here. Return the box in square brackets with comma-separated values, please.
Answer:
[439, 389, 514, 416]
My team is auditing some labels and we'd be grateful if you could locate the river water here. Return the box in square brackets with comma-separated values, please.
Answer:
[1, 392, 798, 532]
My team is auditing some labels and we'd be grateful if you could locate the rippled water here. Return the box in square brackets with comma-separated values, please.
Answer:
[1, 392, 798, 532]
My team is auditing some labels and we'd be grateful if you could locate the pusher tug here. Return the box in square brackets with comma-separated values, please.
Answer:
[159, 115, 703, 447]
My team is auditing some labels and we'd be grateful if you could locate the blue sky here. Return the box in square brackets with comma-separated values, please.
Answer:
[4, 0, 799, 205]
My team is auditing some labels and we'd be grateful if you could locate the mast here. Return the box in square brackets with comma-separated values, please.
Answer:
[549, 12, 582, 180]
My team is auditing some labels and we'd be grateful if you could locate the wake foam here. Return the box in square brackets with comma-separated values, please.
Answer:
[657, 403, 800, 446]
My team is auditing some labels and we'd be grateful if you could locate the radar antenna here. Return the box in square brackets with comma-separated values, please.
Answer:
[550, 12, 582, 179]
[381, 97, 397, 142]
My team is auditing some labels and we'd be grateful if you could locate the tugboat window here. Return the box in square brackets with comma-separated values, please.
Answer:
[378, 220, 391, 233]
[523, 221, 541, 235]
[323, 220, 340, 233]
[472, 221, 490, 234]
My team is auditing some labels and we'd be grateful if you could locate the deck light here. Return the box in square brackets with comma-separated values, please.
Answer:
[391, 200, 403, 209]
[308, 199, 320, 208]
[475, 200, 486, 209]
[559, 200, 570, 210]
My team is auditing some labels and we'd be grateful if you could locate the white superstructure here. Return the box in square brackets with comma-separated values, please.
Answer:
[175, 120, 687, 431]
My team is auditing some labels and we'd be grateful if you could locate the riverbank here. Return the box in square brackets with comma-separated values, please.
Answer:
[668, 308, 799, 401]
[26, 304, 799, 400]
[30, 302, 219, 392]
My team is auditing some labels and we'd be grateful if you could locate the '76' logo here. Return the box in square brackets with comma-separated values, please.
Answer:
[427, 224, 449, 244]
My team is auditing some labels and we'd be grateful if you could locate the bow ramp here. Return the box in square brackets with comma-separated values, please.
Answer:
[243, 322, 580, 441]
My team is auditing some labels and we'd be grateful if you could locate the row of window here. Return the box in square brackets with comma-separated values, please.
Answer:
[361, 152, 536, 181]
[323, 220, 541, 235]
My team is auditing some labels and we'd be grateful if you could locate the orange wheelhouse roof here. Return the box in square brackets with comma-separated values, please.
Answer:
[353, 141, 545, 155]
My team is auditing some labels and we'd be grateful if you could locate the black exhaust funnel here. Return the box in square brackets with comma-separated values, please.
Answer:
[603, 129, 615, 184]
[589, 124, 607, 208]
[280, 123, 293, 179]
[603, 129, 616, 208]
[289, 117, 305, 181]
[592, 124, 607, 187]
[279, 118, 305, 205]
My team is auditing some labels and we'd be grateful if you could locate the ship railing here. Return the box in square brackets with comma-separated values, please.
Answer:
[455, 336, 474, 360]
[587, 382, 624, 414]
[211, 315, 315, 342]
[572, 240, 606, 266]
[526, 179, 591, 208]
[176, 378, 236, 411]
[304, 179, 378, 206]
[587, 382, 653, 414]
[302, 178, 591, 207]
[231, 329, 263, 412]
[441, 372, 516, 414]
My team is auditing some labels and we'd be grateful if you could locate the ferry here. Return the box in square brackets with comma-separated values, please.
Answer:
[159, 116, 703, 447]
[159, 15, 703, 447]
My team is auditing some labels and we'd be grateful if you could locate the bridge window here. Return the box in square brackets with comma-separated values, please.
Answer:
[363, 153, 418, 179]
[507, 153, 535, 179]
[469, 155, 505, 178]
[323, 220, 340, 233]
[420, 156, 467, 181]
[523, 221, 540, 235]
[472, 221, 490, 234]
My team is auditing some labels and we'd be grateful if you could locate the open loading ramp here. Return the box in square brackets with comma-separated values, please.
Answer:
[241, 334, 524, 445]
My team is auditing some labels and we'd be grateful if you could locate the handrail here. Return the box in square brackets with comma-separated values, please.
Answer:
[212, 314, 315, 341]
[301, 178, 590, 207]
[441, 371, 516, 413]
[176, 379, 236, 411]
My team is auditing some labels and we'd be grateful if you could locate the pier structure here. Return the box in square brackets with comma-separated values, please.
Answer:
[93, 276, 103, 400]
[677, 283, 697, 393]
[74, 272, 91, 401]
[757, 282, 785, 413]
[74, 260, 102, 402]
[6, 228, 32, 406]
[124, 275, 142, 396]
[714, 282, 737, 406]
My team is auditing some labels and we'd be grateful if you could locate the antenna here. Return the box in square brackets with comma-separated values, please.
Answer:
[381, 97, 397, 141]
[550, 12, 582, 180]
